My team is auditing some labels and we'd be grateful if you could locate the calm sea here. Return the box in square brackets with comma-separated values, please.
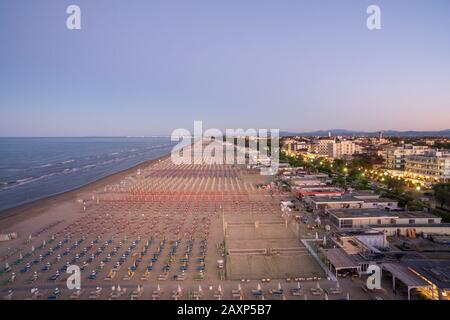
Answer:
[0, 137, 175, 213]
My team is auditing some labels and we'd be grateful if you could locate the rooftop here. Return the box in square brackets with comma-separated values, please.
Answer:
[406, 259, 450, 290]
[329, 208, 438, 219]
[308, 194, 396, 204]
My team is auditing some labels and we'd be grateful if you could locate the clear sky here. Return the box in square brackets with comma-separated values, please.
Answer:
[0, 0, 449, 136]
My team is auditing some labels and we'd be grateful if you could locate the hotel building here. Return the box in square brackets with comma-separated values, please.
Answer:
[405, 150, 450, 182]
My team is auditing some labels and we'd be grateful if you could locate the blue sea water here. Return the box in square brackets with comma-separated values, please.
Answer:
[0, 137, 176, 213]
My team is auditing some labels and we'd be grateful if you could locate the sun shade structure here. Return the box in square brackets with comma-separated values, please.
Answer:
[382, 262, 432, 300]
[323, 248, 361, 278]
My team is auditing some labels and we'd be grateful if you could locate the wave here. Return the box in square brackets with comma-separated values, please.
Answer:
[82, 164, 96, 169]
[6, 168, 26, 172]
[35, 163, 53, 168]
[62, 159, 75, 164]
[16, 177, 34, 183]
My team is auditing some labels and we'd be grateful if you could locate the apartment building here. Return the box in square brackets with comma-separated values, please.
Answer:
[384, 144, 429, 170]
[327, 140, 357, 159]
[405, 150, 450, 182]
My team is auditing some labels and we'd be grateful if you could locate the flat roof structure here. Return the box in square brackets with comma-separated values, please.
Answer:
[329, 208, 438, 219]
[382, 262, 432, 300]
[329, 208, 398, 219]
[322, 248, 361, 277]
[406, 260, 450, 291]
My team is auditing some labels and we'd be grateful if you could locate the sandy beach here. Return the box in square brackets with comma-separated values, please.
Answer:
[0, 141, 376, 300]
[0, 154, 170, 230]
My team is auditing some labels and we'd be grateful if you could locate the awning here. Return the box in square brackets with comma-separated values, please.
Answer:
[323, 248, 360, 269]
[382, 262, 429, 287]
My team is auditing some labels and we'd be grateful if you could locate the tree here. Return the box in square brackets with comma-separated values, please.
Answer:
[402, 191, 424, 211]
[433, 183, 450, 209]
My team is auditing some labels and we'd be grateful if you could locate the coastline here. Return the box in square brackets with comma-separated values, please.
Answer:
[0, 152, 171, 230]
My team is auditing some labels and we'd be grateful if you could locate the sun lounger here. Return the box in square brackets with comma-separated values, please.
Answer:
[310, 288, 324, 296]
[69, 289, 84, 299]
[329, 287, 342, 295]
[157, 272, 169, 280]
[88, 288, 102, 299]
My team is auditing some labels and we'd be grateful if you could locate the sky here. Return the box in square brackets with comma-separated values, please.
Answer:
[0, 0, 449, 136]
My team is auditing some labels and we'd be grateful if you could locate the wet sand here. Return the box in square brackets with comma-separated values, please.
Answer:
[0, 154, 170, 230]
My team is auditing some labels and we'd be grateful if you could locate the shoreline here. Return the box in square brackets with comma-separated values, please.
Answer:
[0, 153, 171, 229]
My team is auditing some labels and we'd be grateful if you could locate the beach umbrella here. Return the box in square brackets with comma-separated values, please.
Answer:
[282, 294, 286, 300]
[257, 283, 261, 291]
[111, 286, 115, 292]
[31, 246, 35, 252]
[315, 232, 318, 240]
[336, 281, 340, 289]
[137, 285, 141, 292]
[324, 293, 329, 300]
[278, 282, 282, 290]
[297, 282, 301, 289]
[198, 285, 203, 293]
[117, 284, 121, 292]
[19, 253, 23, 260]
[177, 284, 182, 293]
[218, 284, 222, 292]
[323, 236, 327, 247]
[316, 282, 321, 289]
[238, 283, 242, 291]
[304, 294, 308, 300]
[346, 292, 350, 300]
[5, 262, 9, 269]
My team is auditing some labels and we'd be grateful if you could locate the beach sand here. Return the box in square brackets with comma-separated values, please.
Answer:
[0, 141, 377, 300]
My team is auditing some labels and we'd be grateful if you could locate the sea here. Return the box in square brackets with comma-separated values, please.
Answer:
[0, 137, 176, 213]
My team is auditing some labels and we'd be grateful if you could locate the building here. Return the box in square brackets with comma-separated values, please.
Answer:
[327, 140, 357, 159]
[294, 186, 343, 198]
[315, 138, 335, 156]
[328, 208, 441, 230]
[405, 259, 450, 300]
[405, 150, 450, 182]
[384, 144, 429, 170]
[305, 194, 398, 211]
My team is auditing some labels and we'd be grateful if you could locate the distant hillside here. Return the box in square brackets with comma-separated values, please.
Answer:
[280, 129, 450, 138]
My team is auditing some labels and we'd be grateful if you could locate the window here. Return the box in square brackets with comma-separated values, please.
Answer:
[340, 219, 353, 228]
[409, 219, 415, 224]
[428, 219, 435, 224]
